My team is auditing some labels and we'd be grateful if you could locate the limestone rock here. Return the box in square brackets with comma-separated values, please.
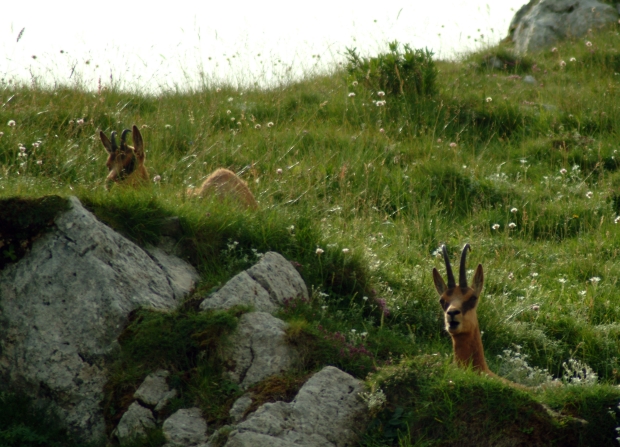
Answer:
[509, 0, 619, 54]
[162, 408, 208, 446]
[223, 366, 369, 447]
[246, 252, 309, 306]
[200, 271, 274, 313]
[0, 196, 197, 441]
[199, 251, 308, 312]
[114, 402, 156, 443]
[229, 394, 253, 423]
[225, 312, 298, 390]
[146, 247, 200, 300]
[134, 369, 177, 409]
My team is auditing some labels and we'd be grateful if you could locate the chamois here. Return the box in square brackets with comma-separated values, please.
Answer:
[100, 126, 148, 186]
[99, 126, 258, 210]
[185, 168, 258, 210]
[433, 244, 493, 375]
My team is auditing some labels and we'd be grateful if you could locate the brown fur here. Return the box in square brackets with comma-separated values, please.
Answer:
[100, 125, 148, 186]
[99, 126, 258, 210]
[433, 245, 490, 373]
[186, 168, 258, 210]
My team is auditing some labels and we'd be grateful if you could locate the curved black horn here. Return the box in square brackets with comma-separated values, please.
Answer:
[442, 245, 456, 289]
[110, 131, 118, 151]
[121, 129, 131, 144]
[459, 244, 471, 287]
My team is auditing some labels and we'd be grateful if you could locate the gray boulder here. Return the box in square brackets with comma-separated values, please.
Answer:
[509, 0, 619, 54]
[0, 196, 198, 441]
[134, 369, 177, 412]
[162, 408, 208, 446]
[225, 312, 298, 390]
[222, 366, 369, 447]
[199, 251, 308, 312]
[114, 402, 156, 443]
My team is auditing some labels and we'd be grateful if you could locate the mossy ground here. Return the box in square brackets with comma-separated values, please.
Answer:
[2, 23, 620, 446]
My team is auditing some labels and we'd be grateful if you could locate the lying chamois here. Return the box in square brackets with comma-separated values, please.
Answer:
[100, 126, 148, 186]
[433, 244, 492, 373]
[99, 125, 258, 210]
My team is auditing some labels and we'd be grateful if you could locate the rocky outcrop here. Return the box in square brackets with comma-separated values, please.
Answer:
[224, 312, 299, 390]
[163, 408, 208, 446]
[222, 366, 369, 447]
[509, 0, 619, 54]
[0, 196, 198, 441]
[114, 402, 157, 443]
[199, 251, 308, 312]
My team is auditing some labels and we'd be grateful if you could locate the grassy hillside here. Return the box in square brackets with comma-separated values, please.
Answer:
[2, 23, 620, 446]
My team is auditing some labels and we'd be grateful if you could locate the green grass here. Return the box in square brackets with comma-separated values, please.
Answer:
[2, 23, 620, 446]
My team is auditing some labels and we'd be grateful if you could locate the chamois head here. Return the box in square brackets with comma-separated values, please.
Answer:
[433, 244, 484, 338]
[99, 125, 147, 185]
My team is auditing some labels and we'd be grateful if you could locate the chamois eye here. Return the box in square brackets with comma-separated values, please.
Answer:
[439, 298, 448, 311]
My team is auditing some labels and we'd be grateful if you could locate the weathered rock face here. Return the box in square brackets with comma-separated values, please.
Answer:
[162, 408, 208, 446]
[0, 196, 198, 441]
[223, 366, 369, 447]
[199, 251, 308, 312]
[509, 0, 619, 54]
[225, 312, 299, 390]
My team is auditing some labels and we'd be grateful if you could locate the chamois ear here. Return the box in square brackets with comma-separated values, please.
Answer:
[99, 131, 113, 154]
[132, 125, 145, 161]
[472, 264, 484, 297]
[433, 268, 447, 296]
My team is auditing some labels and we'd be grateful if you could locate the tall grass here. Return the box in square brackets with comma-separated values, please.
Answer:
[2, 24, 620, 446]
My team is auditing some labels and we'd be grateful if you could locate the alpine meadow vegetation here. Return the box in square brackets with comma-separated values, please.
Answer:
[3, 22, 620, 446]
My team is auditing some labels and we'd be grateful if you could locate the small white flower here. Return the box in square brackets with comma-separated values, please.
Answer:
[558, 278, 567, 284]
[560, 168, 567, 175]
[342, 248, 350, 254]
[492, 223, 500, 230]
[486, 97, 492, 103]
[316, 248, 324, 255]
[216, 88, 221, 92]
[276, 168, 283, 175]
[165, 124, 172, 129]
[267, 122, 274, 127]
[227, 97, 233, 102]
[351, 329, 356, 333]
[590, 276, 601, 284]
[510, 207, 518, 213]
[36, 159, 42, 165]
[508, 272, 514, 280]
[614, 216, 620, 224]
[376, 100, 386, 107]
[7, 120, 16, 127]
[578, 290, 586, 296]
[531, 272, 539, 277]
[560, 60, 566, 67]
[585, 41, 592, 47]
[226, 110, 231, 115]
[254, 124, 261, 129]
[508, 222, 517, 229]
[379, 128, 385, 133]
[586, 191, 593, 199]
[32, 142, 40, 148]
[570, 57, 576, 62]
[449, 142, 457, 148]
[0, 132, 4, 136]
[532, 305, 540, 311]
[348, 92, 356, 97]
[153, 175, 161, 183]
[377, 91, 385, 97]
[352, 81, 358, 86]
[363, 296, 368, 301]
[437, 138, 442, 143]
[77, 118, 84, 125]
[551, 47, 558, 52]
[230, 117, 235, 121]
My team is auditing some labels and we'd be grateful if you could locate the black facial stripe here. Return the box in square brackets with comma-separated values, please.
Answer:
[118, 154, 137, 179]
[462, 295, 478, 313]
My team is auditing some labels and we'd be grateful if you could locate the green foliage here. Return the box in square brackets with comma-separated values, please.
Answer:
[346, 41, 437, 99]
[0, 195, 69, 269]
[0, 392, 81, 447]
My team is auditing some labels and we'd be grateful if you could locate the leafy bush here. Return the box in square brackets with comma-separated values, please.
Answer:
[345, 41, 437, 100]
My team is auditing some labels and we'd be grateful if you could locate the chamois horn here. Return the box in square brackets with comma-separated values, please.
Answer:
[460, 243, 471, 287]
[441, 245, 456, 289]
[110, 131, 118, 151]
[121, 129, 131, 146]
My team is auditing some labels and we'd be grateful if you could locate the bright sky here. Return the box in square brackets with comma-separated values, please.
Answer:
[1, 1, 525, 92]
